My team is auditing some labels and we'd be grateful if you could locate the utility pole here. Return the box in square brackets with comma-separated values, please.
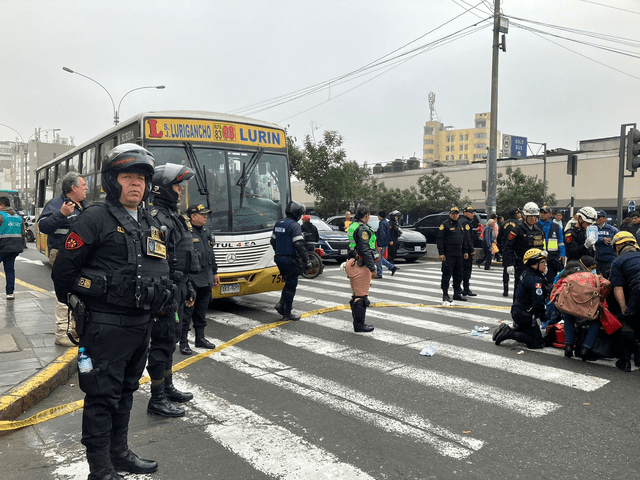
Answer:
[487, 0, 503, 216]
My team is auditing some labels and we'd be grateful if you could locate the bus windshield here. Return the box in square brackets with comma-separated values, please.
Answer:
[148, 145, 288, 233]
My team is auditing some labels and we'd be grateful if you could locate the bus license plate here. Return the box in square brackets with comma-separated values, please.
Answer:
[221, 283, 240, 294]
[340, 249, 347, 255]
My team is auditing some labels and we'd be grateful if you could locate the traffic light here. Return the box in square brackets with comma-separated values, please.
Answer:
[626, 127, 640, 172]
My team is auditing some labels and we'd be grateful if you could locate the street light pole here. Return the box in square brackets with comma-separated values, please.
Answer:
[63, 67, 165, 125]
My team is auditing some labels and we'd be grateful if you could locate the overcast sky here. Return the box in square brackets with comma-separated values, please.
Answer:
[2, 0, 639, 164]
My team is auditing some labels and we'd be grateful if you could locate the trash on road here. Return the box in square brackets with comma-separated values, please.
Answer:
[419, 346, 436, 356]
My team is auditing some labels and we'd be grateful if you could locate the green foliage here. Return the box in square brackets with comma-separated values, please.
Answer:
[292, 130, 371, 216]
[415, 170, 465, 212]
[496, 167, 556, 215]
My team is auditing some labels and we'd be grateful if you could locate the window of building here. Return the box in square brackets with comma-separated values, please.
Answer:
[464, 154, 468, 160]
[465, 134, 469, 141]
[424, 139, 434, 145]
[474, 133, 487, 139]
[425, 149, 434, 154]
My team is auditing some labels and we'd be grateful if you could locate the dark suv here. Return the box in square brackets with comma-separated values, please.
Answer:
[412, 211, 485, 247]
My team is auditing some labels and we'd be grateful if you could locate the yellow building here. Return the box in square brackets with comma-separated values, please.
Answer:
[422, 112, 499, 167]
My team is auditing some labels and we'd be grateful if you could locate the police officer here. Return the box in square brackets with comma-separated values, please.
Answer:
[146, 163, 199, 417]
[437, 207, 470, 303]
[38, 171, 89, 346]
[179, 204, 219, 355]
[460, 206, 477, 296]
[595, 210, 619, 279]
[493, 248, 549, 349]
[497, 207, 521, 297]
[609, 231, 640, 371]
[564, 206, 598, 262]
[51, 144, 172, 479]
[538, 205, 566, 283]
[504, 202, 545, 295]
[388, 210, 402, 263]
[270, 201, 312, 321]
[345, 207, 377, 332]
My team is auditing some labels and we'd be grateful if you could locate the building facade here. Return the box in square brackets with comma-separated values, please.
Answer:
[422, 112, 500, 167]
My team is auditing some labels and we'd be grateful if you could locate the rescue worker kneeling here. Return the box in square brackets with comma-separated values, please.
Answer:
[345, 208, 378, 333]
[494, 248, 550, 348]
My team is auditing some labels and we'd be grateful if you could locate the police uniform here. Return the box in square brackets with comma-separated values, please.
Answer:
[271, 210, 310, 320]
[460, 207, 476, 295]
[504, 222, 545, 293]
[436, 208, 469, 301]
[497, 210, 521, 296]
[181, 204, 218, 354]
[494, 267, 549, 349]
[564, 226, 592, 262]
[595, 220, 619, 278]
[538, 217, 565, 283]
[345, 215, 378, 332]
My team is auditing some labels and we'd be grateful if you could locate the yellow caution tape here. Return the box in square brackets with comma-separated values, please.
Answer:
[0, 302, 506, 431]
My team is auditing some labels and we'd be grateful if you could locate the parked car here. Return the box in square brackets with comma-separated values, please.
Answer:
[325, 215, 427, 262]
[300, 216, 350, 262]
[412, 211, 485, 248]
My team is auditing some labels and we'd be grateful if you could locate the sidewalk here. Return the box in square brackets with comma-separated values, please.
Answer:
[0, 291, 77, 422]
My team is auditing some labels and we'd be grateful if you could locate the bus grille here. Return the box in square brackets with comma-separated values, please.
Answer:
[215, 243, 271, 268]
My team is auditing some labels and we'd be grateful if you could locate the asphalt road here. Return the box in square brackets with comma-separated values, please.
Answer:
[2, 252, 639, 480]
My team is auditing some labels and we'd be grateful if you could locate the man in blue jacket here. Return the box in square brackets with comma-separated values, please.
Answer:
[37, 172, 88, 346]
[375, 210, 398, 278]
[0, 197, 24, 300]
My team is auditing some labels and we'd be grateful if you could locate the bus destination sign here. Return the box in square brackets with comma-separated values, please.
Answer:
[144, 118, 284, 148]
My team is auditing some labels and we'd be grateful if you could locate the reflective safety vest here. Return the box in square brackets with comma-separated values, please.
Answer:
[348, 221, 377, 250]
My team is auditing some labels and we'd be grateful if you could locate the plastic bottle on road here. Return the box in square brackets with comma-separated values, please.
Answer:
[78, 347, 93, 374]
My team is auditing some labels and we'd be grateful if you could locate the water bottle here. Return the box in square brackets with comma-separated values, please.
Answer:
[78, 347, 93, 374]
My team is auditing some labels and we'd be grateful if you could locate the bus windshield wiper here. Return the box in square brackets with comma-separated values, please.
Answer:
[235, 147, 264, 208]
[183, 142, 211, 210]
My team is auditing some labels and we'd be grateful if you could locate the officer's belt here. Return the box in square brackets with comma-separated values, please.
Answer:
[89, 311, 151, 326]
[171, 270, 188, 283]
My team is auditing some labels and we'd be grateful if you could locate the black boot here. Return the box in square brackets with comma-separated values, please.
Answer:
[179, 329, 192, 355]
[194, 328, 215, 349]
[502, 283, 509, 297]
[442, 291, 453, 303]
[634, 341, 640, 367]
[564, 345, 573, 358]
[282, 304, 300, 321]
[164, 374, 193, 402]
[87, 450, 123, 480]
[147, 382, 185, 417]
[110, 429, 158, 474]
[351, 296, 374, 333]
[462, 289, 477, 297]
[452, 292, 467, 301]
[493, 323, 511, 345]
[274, 302, 284, 315]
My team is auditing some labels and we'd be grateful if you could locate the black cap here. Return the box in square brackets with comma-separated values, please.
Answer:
[508, 207, 521, 217]
[187, 204, 212, 216]
[450, 206, 460, 214]
[463, 206, 474, 213]
[597, 210, 607, 218]
[540, 205, 552, 214]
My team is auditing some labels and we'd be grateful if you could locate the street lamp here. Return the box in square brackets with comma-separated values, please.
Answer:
[62, 67, 164, 125]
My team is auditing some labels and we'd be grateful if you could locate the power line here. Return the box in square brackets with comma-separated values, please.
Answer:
[580, 0, 640, 16]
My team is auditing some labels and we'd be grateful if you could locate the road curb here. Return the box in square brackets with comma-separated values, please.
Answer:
[0, 347, 77, 428]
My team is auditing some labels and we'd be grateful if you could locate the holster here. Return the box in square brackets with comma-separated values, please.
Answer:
[68, 293, 87, 338]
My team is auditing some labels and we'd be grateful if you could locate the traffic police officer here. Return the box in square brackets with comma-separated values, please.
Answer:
[52, 144, 173, 479]
[460, 206, 477, 296]
[538, 205, 565, 283]
[504, 202, 545, 295]
[179, 204, 219, 355]
[493, 248, 549, 349]
[147, 163, 199, 417]
[564, 206, 598, 261]
[345, 207, 378, 332]
[270, 201, 311, 321]
[437, 207, 470, 303]
[609, 231, 640, 371]
[497, 207, 521, 297]
[595, 210, 618, 278]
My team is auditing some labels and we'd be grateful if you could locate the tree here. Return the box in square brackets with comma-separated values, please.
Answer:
[415, 170, 466, 212]
[293, 130, 372, 216]
[496, 166, 556, 215]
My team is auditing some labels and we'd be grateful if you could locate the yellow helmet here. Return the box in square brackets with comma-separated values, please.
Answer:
[523, 248, 548, 266]
[612, 231, 638, 248]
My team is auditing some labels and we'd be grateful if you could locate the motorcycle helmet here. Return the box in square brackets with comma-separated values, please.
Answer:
[101, 143, 155, 201]
[285, 201, 306, 221]
[523, 248, 548, 266]
[150, 163, 194, 203]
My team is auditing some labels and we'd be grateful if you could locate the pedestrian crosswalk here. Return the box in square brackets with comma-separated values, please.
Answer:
[41, 262, 620, 479]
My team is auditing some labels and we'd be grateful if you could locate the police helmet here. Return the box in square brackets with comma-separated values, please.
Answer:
[150, 163, 194, 203]
[101, 143, 155, 201]
[285, 201, 306, 221]
[523, 248, 548, 266]
[611, 231, 638, 249]
[576, 206, 597, 224]
[389, 210, 401, 218]
[522, 202, 540, 216]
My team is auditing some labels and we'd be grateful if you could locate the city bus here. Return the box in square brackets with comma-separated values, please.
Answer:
[34, 111, 290, 298]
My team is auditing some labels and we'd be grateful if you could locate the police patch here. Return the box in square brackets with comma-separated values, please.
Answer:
[361, 231, 370, 240]
[439, 224, 445, 230]
[535, 283, 542, 288]
[564, 234, 572, 244]
[508, 231, 517, 241]
[465, 224, 470, 230]
[536, 288, 543, 296]
[65, 232, 84, 250]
